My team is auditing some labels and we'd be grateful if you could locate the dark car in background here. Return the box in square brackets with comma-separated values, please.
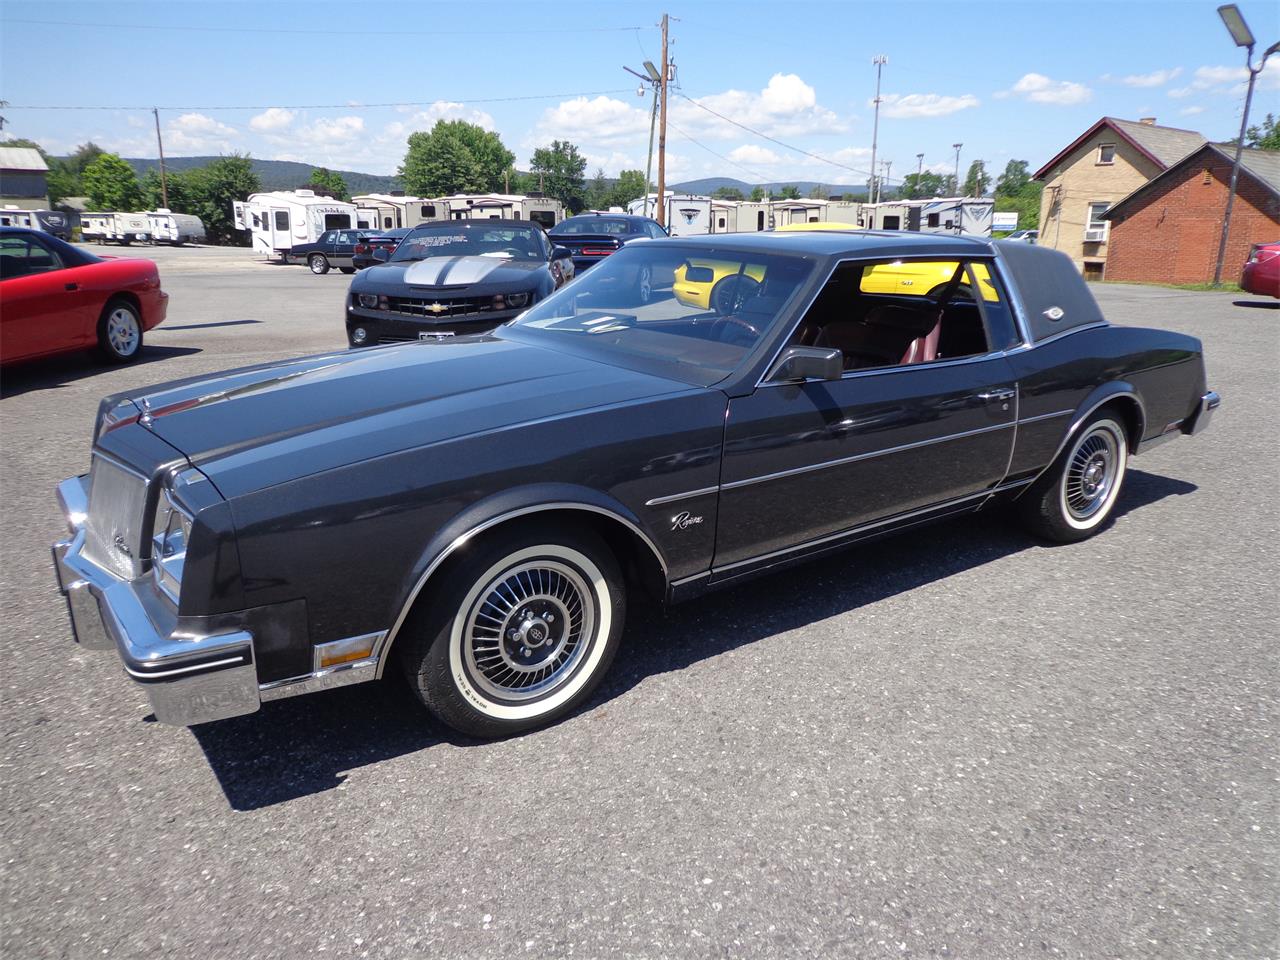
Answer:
[288, 229, 378, 275]
[1240, 241, 1280, 298]
[549, 214, 667, 301]
[352, 227, 412, 270]
[346, 219, 574, 345]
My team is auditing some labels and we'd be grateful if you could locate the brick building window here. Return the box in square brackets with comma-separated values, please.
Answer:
[1096, 143, 1116, 165]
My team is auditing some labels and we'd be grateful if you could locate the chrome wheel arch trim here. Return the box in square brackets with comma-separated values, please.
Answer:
[1019, 386, 1147, 495]
[374, 501, 668, 679]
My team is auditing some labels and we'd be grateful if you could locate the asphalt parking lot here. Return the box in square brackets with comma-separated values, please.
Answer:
[2, 245, 1276, 959]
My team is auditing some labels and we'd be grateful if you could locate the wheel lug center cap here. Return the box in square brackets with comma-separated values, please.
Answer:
[517, 617, 552, 649]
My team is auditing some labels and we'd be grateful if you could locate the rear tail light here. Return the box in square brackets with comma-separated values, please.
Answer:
[581, 248, 615, 257]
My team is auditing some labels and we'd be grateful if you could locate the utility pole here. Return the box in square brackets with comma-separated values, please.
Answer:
[869, 56, 887, 205]
[952, 142, 963, 196]
[153, 107, 169, 209]
[881, 160, 892, 201]
[624, 60, 663, 217]
[656, 12, 670, 229]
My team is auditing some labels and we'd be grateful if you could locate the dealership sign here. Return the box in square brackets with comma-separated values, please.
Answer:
[992, 212, 1019, 231]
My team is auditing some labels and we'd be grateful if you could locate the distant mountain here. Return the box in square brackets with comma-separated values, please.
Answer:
[123, 157, 401, 194]
[672, 176, 869, 199]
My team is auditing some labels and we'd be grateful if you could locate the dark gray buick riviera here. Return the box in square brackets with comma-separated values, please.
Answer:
[53, 231, 1219, 737]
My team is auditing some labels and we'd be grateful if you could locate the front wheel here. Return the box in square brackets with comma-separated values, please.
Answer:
[309, 254, 330, 275]
[96, 299, 143, 363]
[401, 523, 626, 738]
[1018, 411, 1128, 543]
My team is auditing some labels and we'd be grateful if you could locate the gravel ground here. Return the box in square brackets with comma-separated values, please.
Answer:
[2, 247, 1276, 959]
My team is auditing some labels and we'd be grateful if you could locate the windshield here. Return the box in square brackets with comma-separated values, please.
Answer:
[391, 222, 546, 262]
[553, 218, 634, 236]
[503, 243, 814, 386]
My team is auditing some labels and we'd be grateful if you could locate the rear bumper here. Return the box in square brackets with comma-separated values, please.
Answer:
[1183, 390, 1220, 436]
[52, 475, 260, 726]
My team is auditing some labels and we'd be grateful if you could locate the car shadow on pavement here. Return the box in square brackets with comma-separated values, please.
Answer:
[0, 346, 203, 398]
[1231, 299, 1279, 309]
[189, 467, 1196, 811]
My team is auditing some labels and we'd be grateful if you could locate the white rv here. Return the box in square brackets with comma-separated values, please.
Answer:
[627, 194, 714, 236]
[147, 209, 206, 245]
[440, 194, 563, 229]
[80, 211, 152, 244]
[233, 189, 360, 259]
[908, 197, 993, 236]
[0, 206, 73, 239]
[350, 193, 446, 231]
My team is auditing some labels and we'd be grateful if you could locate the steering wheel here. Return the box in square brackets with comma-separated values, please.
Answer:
[710, 315, 760, 346]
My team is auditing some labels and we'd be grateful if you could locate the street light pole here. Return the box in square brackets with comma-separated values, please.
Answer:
[869, 55, 887, 204]
[1211, 5, 1279, 286]
[952, 143, 963, 197]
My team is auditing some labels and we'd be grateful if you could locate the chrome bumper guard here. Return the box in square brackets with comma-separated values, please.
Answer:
[1183, 390, 1220, 436]
[52, 475, 260, 726]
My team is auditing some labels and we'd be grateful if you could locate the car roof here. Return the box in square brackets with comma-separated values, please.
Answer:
[667, 229, 998, 259]
[554, 214, 653, 224]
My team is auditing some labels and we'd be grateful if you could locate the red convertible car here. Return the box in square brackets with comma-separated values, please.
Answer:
[0, 226, 168, 366]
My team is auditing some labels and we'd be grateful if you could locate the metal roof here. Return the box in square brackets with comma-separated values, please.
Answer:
[0, 147, 49, 172]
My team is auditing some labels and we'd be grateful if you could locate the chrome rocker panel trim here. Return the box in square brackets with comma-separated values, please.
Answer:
[53, 475, 259, 726]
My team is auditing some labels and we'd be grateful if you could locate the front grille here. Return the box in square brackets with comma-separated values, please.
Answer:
[81, 454, 148, 580]
[386, 295, 498, 319]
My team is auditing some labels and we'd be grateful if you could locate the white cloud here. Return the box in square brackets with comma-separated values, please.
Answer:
[295, 115, 364, 145]
[728, 144, 785, 166]
[999, 73, 1092, 106]
[674, 73, 849, 139]
[383, 101, 497, 139]
[250, 108, 295, 132]
[1179, 105, 1207, 116]
[529, 95, 651, 149]
[166, 112, 239, 151]
[1119, 68, 1183, 88]
[1171, 61, 1280, 97]
[878, 93, 980, 119]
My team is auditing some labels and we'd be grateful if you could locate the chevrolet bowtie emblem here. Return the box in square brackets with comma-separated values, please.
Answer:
[427, 302, 448, 314]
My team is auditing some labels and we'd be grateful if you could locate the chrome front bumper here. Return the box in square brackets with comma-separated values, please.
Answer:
[52, 475, 260, 726]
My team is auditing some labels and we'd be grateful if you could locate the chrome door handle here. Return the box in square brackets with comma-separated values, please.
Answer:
[977, 388, 1016, 401]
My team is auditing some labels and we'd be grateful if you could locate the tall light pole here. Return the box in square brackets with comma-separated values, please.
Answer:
[153, 107, 169, 210]
[869, 55, 887, 204]
[914, 152, 924, 199]
[625, 60, 663, 217]
[656, 13, 670, 229]
[1212, 5, 1279, 286]
[880, 160, 892, 202]
[952, 143, 963, 197]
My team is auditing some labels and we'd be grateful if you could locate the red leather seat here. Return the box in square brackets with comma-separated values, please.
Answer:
[814, 306, 941, 369]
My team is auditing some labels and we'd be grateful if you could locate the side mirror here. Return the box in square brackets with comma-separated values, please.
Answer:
[765, 345, 843, 384]
[684, 264, 714, 283]
[551, 244, 571, 260]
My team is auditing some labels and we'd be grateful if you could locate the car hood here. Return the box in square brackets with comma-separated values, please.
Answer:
[127, 336, 693, 498]
[357, 256, 543, 289]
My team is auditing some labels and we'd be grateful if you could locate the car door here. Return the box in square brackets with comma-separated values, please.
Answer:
[334, 231, 356, 266]
[0, 233, 92, 361]
[712, 258, 1021, 574]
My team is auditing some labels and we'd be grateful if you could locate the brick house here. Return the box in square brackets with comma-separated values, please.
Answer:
[1034, 117, 1205, 279]
[1101, 143, 1280, 286]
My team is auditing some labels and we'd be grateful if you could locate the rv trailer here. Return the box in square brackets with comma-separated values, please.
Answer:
[80, 211, 152, 244]
[907, 197, 995, 236]
[0, 206, 74, 240]
[147, 209, 206, 245]
[439, 194, 563, 229]
[627, 194, 714, 236]
[233, 189, 360, 259]
[350, 193, 450, 231]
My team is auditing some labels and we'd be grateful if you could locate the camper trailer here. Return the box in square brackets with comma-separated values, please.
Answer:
[440, 194, 563, 229]
[905, 197, 993, 236]
[80, 211, 152, 244]
[350, 193, 447, 231]
[233, 189, 360, 259]
[0, 206, 74, 240]
[627, 194, 714, 236]
[769, 200, 829, 227]
[147, 209, 206, 245]
[825, 200, 862, 226]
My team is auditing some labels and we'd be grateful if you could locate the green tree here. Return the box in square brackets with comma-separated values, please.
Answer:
[807, 184, 830, 200]
[141, 168, 199, 211]
[748, 185, 766, 202]
[530, 140, 587, 210]
[994, 159, 1031, 197]
[712, 185, 745, 200]
[608, 169, 648, 208]
[399, 120, 514, 196]
[778, 184, 801, 200]
[1244, 113, 1280, 150]
[585, 167, 609, 209]
[304, 167, 350, 201]
[83, 152, 144, 211]
[962, 160, 990, 197]
[898, 171, 946, 199]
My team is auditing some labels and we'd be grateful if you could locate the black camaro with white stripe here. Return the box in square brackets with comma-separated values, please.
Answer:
[345, 219, 574, 346]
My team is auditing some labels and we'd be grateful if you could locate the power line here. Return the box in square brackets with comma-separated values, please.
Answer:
[3, 17, 646, 37]
[4, 90, 639, 112]
[666, 119, 776, 185]
[675, 91, 893, 182]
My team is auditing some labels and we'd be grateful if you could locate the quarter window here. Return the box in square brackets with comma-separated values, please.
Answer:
[0, 235, 64, 279]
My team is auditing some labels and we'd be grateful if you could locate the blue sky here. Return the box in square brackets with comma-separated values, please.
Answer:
[2, 0, 1276, 187]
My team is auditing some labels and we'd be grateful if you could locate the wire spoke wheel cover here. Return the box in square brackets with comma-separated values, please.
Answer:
[449, 545, 612, 721]
[106, 307, 140, 356]
[1059, 419, 1126, 529]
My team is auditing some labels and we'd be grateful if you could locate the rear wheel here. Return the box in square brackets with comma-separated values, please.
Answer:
[400, 522, 626, 738]
[309, 254, 330, 275]
[96, 299, 143, 364]
[1018, 410, 1128, 543]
